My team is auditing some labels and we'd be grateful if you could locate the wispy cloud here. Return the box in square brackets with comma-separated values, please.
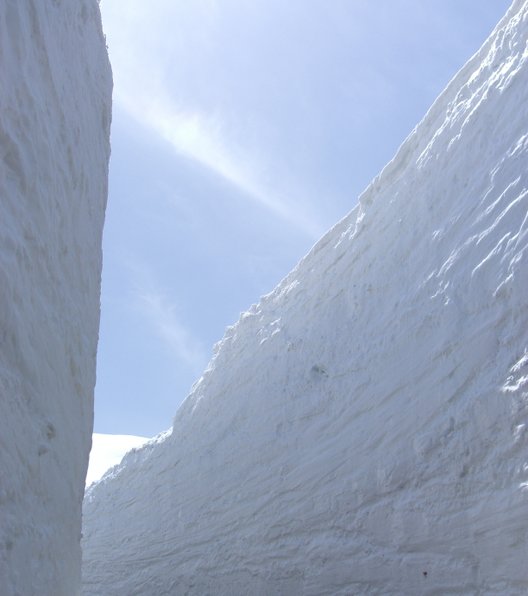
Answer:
[125, 255, 208, 372]
[117, 91, 323, 239]
[101, 0, 324, 240]
[136, 289, 208, 374]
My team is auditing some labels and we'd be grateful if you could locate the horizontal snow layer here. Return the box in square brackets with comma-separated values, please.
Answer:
[0, 2, 111, 595]
[82, 1, 528, 594]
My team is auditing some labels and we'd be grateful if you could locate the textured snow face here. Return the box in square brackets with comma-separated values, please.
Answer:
[86, 434, 149, 487]
[83, 1, 528, 594]
[0, 2, 111, 595]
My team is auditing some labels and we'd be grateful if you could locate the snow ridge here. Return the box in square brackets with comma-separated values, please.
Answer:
[83, 2, 527, 594]
[0, 2, 111, 595]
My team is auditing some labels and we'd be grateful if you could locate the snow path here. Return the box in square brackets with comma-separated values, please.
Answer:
[83, 1, 528, 594]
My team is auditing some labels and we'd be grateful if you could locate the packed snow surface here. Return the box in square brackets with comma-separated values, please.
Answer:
[83, 1, 528, 594]
[0, 1, 111, 595]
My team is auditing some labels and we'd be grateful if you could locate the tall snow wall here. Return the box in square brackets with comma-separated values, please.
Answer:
[0, 2, 111, 595]
[83, 1, 527, 594]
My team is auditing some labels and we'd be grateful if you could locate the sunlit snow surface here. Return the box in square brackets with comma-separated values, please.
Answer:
[86, 434, 150, 486]
[83, 1, 528, 594]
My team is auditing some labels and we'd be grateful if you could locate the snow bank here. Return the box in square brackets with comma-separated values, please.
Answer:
[83, 1, 527, 594]
[86, 434, 149, 487]
[0, 2, 111, 594]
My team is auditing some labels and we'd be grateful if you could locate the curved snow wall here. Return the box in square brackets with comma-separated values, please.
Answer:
[83, 1, 527, 594]
[0, 2, 111, 595]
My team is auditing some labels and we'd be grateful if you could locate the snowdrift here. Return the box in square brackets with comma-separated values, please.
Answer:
[86, 434, 149, 487]
[0, 2, 111, 594]
[83, 1, 527, 594]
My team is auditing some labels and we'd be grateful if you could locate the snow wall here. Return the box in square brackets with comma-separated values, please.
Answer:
[83, 1, 527, 594]
[0, 2, 111, 595]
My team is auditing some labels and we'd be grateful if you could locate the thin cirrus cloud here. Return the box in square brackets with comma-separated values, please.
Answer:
[116, 90, 324, 240]
[101, 0, 325, 241]
[136, 287, 208, 374]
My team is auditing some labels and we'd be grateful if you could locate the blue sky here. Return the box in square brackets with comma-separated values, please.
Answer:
[96, 0, 512, 437]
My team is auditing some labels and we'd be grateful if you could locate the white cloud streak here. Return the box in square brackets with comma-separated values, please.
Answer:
[101, 0, 324, 240]
[117, 93, 323, 239]
[137, 289, 208, 373]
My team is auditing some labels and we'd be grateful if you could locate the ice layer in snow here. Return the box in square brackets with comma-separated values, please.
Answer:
[83, 1, 528, 594]
[0, 2, 111, 595]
